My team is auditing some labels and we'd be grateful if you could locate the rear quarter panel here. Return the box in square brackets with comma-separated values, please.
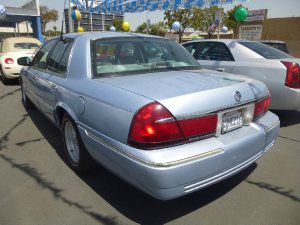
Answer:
[58, 36, 152, 144]
[228, 42, 288, 109]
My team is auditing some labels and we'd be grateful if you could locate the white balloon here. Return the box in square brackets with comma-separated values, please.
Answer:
[221, 26, 228, 33]
[172, 21, 181, 32]
[109, 26, 116, 32]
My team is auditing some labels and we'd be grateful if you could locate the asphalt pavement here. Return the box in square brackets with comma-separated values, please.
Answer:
[0, 81, 299, 225]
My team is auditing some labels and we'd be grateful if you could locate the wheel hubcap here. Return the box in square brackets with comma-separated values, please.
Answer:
[64, 121, 80, 164]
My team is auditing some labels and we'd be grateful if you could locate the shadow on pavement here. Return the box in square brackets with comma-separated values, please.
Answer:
[1, 79, 20, 86]
[271, 110, 300, 127]
[26, 107, 257, 225]
[245, 180, 300, 203]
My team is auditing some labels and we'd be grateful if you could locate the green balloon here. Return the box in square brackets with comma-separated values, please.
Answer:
[234, 7, 248, 22]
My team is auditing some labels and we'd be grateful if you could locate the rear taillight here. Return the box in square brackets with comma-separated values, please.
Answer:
[254, 96, 270, 119]
[128, 102, 184, 148]
[177, 115, 217, 140]
[4, 58, 14, 64]
[128, 102, 218, 149]
[281, 61, 300, 88]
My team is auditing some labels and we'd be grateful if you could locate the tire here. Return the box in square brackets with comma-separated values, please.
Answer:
[0, 67, 8, 85]
[20, 78, 34, 109]
[62, 114, 94, 172]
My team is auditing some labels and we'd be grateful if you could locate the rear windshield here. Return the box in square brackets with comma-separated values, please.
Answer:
[261, 42, 289, 54]
[14, 42, 40, 50]
[91, 37, 201, 77]
[239, 41, 293, 59]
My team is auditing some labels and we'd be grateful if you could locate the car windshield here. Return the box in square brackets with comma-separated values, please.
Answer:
[14, 42, 40, 50]
[91, 37, 201, 77]
[238, 41, 293, 59]
[261, 42, 289, 54]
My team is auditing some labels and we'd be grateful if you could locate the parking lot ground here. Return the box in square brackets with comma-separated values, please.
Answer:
[0, 81, 300, 225]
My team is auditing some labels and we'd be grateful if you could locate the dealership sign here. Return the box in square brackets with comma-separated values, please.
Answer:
[244, 9, 267, 22]
[239, 24, 263, 40]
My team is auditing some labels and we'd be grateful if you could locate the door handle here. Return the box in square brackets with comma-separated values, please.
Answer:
[50, 84, 57, 91]
[216, 68, 225, 72]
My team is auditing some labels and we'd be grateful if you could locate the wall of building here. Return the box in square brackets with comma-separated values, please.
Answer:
[262, 17, 300, 57]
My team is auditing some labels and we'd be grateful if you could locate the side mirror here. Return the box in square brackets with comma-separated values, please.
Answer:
[17, 57, 32, 66]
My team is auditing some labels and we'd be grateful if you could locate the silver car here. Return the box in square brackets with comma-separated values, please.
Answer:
[182, 39, 300, 110]
[19, 33, 280, 200]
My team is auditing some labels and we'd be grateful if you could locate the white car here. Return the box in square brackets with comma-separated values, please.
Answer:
[182, 39, 300, 110]
[0, 37, 41, 84]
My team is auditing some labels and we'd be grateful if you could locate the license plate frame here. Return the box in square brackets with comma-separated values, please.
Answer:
[221, 109, 243, 134]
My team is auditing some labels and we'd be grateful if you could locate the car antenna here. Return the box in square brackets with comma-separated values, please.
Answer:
[60, 0, 68, 41]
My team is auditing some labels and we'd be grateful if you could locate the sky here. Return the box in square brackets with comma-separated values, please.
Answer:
[0, 0, 300, 31]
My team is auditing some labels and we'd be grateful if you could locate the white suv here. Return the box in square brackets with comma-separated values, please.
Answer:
[0, 37, 41, 84]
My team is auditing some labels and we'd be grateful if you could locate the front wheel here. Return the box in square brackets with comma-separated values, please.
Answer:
[62, 114, 94, 172]
[21, 78, 34, 109]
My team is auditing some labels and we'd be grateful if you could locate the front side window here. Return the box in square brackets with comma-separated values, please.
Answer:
[46, 38, 73, 75]
[91, 37, 201, 77]
[32, 39, 58, 70]
[194, 42, 234, 61]
[239, 41, 293, 59]
[182, 42, 200, 56]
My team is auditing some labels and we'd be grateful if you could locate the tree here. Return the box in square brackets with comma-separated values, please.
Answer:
[53, 25, 57, 36]
[192, 6, 226, 39]
[135, 22, 166, 37]
[224, 4, 244, 39]
[112, 19, 124, 31]
[164, 8, 194, 43]
[149, 22, 166, 37]
[135, 22, 147, 33]
[40, 6, 58, 33]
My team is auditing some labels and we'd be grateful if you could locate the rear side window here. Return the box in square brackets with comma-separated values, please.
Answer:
[14, 42, 39, 50]
[46, 38, 73, 75]
[239, 41, 293, 59]
[261, 42, 289, 54]
[194, 42, 234, 61]
[183, 42, 200, 55]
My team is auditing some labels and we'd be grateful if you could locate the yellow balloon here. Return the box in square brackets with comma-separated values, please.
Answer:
[77, 26, 84, 32]
[122, 22, 130, 31]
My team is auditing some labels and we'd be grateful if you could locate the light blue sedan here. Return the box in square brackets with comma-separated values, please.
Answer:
[18, 32, 280, 200]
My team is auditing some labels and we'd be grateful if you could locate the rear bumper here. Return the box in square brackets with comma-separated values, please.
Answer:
[78, 111, 280, 200]
[270, 86, 300, 110]
[2, 65, 21, 79]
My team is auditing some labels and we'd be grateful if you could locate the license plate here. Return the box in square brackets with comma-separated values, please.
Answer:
[222, 110, 243, 133]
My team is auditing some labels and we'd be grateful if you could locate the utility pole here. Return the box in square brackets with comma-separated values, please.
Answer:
[217, 0, 223, 39]
[146, 10, 149, 34]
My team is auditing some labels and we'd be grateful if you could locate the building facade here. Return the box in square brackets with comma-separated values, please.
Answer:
[64, 9, 123, 33]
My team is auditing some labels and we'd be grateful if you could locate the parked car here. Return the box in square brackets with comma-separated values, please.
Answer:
[182, 39, 300, 110]
[0, 37, 41, 84]
[19, 33, 279, 200]
[257, 40, 289, 54]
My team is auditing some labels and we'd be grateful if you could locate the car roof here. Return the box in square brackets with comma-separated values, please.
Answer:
[62, 32, 165, 40]
[257, 40, 286, 44]
[182, 39, 244, 45]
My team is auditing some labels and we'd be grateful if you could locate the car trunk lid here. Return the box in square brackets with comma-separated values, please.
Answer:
[97, 69, 268, 118]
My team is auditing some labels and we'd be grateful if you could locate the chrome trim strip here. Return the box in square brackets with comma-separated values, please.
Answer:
[265, 120, 280, 132]
[155, 117, 175, 123]
[80, 126, 224, 168]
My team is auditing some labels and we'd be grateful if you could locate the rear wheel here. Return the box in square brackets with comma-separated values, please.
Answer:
[62, 114, 94, 172]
